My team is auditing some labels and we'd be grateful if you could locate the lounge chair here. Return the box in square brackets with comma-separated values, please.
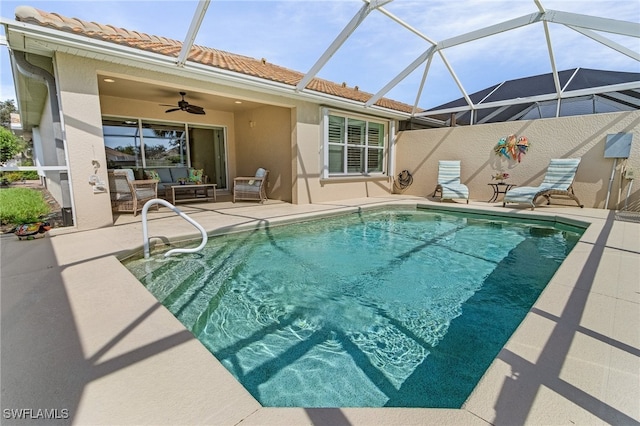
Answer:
[108, 169, 158, 216]
[503, 158, 583, 210]
[433, 160, 469, 203]
[233, 168, 269, 203]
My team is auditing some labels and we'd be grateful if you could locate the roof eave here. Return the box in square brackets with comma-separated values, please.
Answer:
[2, 17, 411, 120]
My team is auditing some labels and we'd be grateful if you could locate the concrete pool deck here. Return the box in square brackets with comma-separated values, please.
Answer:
[1, 196, 638, 425]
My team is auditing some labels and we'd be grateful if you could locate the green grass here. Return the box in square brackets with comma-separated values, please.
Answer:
[0, 187, 51, 226]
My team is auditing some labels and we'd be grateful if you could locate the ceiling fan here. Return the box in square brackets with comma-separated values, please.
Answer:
[162, 91, 205, 115]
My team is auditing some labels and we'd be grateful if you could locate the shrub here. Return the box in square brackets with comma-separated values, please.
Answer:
[0, 187, 51, 225]
[0, 127, 21, 164]
[1, 171, 39, 182]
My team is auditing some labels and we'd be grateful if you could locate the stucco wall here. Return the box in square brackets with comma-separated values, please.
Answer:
[55, 53, 114, 230]
[234, 105, 292, 202]
[394, 111, 640, 210]
[292, 103, 393, 204]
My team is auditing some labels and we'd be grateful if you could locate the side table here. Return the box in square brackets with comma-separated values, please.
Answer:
[488, 182, 516, 202]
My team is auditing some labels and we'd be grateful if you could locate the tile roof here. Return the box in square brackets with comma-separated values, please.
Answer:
[15, 6, 417, 114]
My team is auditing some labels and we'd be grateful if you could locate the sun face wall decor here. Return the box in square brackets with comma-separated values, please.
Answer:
[494, 134, 529, 162]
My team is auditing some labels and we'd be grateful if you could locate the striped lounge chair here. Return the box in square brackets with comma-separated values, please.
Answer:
[433, 160, 469, 203]
[503, 158, 583, 210]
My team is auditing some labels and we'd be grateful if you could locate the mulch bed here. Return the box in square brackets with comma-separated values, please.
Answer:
[0, 180, 65, 234]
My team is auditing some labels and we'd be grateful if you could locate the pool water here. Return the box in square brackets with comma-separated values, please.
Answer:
[123, 208, 583, 408]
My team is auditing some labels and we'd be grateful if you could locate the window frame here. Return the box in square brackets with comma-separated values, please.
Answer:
[322, 108, 390, 179]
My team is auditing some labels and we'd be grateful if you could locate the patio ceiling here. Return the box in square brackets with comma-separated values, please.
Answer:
[96, 76, 266, 114]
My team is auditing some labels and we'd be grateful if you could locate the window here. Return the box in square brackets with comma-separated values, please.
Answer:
[102, 119, 188, 169]
[103, 119, 143, 168]
[324, 110, 387, 177]
[140, 122, 187, 167]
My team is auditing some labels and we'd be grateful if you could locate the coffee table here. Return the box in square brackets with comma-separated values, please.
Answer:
[167, 183, 217, 204]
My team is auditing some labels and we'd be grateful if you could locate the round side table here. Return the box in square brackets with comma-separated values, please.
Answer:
[488, 182, 516, 202]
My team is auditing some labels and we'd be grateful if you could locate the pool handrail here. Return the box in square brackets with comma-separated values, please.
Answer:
[141, 198, 208, 259]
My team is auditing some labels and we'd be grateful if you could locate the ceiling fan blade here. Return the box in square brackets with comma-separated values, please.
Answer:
[160, 104, 177, 107]
[186, 104, 205, 115]
[165, 107, 181, 113]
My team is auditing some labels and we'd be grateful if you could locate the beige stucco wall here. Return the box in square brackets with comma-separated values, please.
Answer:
[394, 111, 640, 210]
[292, 103, 394, 204]
[55, 53, 114, 230]
[234, 105, 292, 202]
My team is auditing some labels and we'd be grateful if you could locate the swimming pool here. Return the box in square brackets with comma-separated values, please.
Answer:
[123, 207, 584, 408]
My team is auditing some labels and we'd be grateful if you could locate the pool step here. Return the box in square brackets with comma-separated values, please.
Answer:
[161, 239, 257, 331]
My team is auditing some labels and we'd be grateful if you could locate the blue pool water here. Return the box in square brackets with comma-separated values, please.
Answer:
[123, 208, 583, 408]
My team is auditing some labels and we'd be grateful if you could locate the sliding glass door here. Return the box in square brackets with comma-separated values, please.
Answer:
[189, 126, 228, 190]
[102, 118, 228, 189]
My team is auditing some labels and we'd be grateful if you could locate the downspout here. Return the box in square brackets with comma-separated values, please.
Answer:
[12, 50, 73, 225]
[12, 51, 65, 165]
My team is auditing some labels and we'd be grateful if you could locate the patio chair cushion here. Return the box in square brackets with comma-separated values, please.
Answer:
[434, 160, 469, 202]
[171, 167, 189, 182]
[135, 188, 157, 200]
[156, 168, 173, 183]
[241, 168, 267, 189]
[235, 183, 261, 193]
[254, 167, 267, 183]
[504, 158, 582, 209]
[122, 168, 136, 182]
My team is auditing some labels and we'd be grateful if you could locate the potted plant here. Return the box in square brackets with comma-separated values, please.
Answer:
[14, 222, 52, 240]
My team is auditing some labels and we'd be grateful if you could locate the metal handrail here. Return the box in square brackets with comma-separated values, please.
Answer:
[141, 198, 208, 259]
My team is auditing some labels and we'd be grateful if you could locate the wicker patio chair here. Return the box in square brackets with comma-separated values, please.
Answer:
[108, 169, 158, 216]
[233, 168, 269, 203]
[503, 158, 583, 210]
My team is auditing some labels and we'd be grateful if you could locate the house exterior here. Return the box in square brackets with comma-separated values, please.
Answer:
[2, 6, 639, 231]
[2, 6, 419, 230]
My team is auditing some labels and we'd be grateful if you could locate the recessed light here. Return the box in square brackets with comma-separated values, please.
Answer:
[103, 78, 115, 83]
[234, 100, 242, 104]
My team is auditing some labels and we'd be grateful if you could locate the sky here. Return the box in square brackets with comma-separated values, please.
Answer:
[1, 0, 639, 109]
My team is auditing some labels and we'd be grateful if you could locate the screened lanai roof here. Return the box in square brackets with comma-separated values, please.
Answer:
[2, 0, 639, 124]
[419, 68, 640, 126]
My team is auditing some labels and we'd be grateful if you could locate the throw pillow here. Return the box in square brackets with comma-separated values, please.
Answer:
[189, 168, 204, 183]
[145, 169, 160, 181]
[253, 168, 266, 186]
